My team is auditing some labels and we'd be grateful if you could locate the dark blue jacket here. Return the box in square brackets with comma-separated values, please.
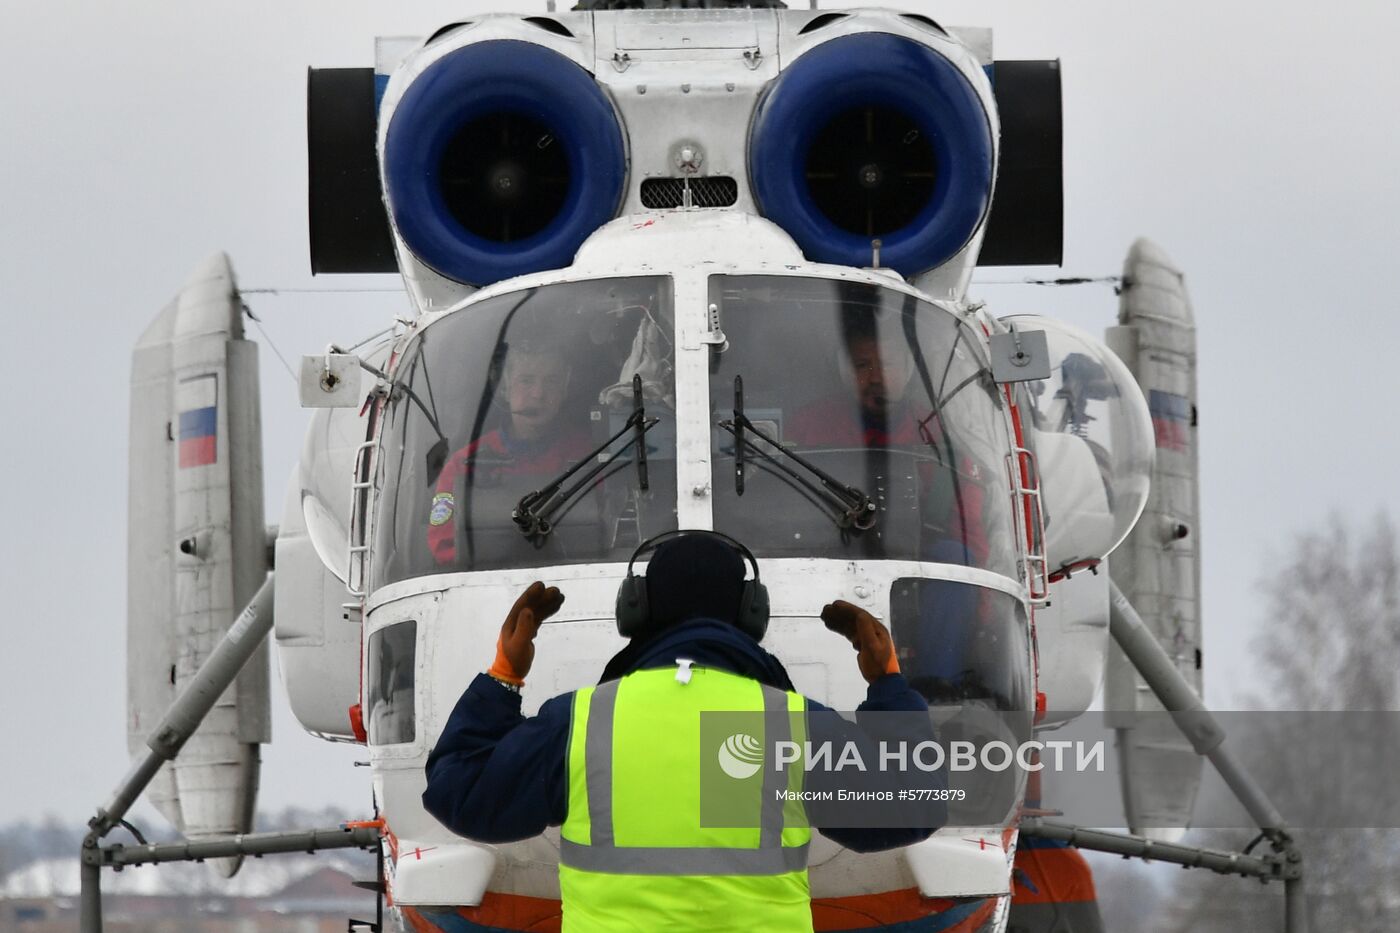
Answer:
[424, 618, 941, 852]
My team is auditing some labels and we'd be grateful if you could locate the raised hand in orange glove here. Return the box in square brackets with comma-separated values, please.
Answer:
[487, 581, 565, 687]
[821, 599, 901, 684]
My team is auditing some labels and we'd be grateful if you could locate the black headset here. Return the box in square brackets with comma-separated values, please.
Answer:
[614, 529, 770, 642]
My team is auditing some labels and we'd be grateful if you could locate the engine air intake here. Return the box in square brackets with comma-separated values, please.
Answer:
[438, 112, 570, 243]
[804, 105, 936, 237]
[382, 40, 626, 287]
[749, 33, 994, 277]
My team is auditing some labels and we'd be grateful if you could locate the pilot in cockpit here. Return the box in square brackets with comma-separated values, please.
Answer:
[427, 340, 594, 566]
[787, 319, 990, 567]
[782, 318, 998, 696]
[790, 324, 918, 448]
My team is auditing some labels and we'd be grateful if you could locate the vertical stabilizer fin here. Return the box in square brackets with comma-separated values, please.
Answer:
[1104, 238, 1204, 839]
[126, 253, 269, 877]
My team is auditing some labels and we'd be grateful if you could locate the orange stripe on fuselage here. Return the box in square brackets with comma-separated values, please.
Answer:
[403, 893, 564, 932]
[1011, 844, 1098, 905]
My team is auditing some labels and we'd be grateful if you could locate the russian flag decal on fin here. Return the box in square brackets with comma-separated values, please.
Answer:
[1148, 389, 1190, 452]
[177, 373, 219, 468]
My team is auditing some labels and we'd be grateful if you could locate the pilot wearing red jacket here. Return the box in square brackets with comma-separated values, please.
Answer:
[428, 344, 593, 566]
[788, 326, 989, 566]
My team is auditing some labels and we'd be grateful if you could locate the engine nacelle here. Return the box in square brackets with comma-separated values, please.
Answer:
[378, 22, 627, 298]
[307, 8, 1060, 310]
[751, 18, 996, 290]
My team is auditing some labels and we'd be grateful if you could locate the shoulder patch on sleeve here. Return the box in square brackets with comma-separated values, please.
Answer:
[430, 492, 455, 526]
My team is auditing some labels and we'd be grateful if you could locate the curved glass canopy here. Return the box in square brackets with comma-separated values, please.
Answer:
[1003, 315, 1154, 564]
[707, 275, 1018, 578]
[372, 276, 677, 587]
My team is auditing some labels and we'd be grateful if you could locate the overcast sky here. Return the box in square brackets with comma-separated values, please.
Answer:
[3, 0, 1398, 827]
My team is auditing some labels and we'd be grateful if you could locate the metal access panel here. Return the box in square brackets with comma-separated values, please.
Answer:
[978, 60, 1064, 266]
[307, 67, 398, 274]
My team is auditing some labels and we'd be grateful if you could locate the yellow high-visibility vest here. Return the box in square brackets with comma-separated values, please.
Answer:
[559, 665, 812, 932]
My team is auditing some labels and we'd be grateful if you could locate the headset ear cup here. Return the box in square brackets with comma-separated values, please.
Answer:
[737, 581, 770, 642]
[615, 576, 650, 639]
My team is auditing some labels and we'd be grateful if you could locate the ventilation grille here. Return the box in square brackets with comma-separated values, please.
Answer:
[640, 176, 739, 209]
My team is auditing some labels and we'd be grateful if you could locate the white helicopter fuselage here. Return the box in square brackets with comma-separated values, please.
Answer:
[125, 6, 1189, 932]
[323, 213, 1035, 926]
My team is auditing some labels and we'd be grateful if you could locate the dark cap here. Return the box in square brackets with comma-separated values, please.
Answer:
[645, 533, 746, 630]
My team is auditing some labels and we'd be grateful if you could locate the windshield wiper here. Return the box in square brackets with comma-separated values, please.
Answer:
[629, 375, 650, 492]
[512, 375, 658, 541]
[718, 375, 877, 531]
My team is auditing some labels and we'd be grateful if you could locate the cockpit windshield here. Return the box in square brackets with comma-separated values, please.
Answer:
[708, 275, 1016, 578]
[372, 277, 677, 587]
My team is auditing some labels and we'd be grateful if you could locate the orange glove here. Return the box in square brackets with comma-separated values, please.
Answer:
[821, 600, 900, 684]
[487, 581, 565, 686]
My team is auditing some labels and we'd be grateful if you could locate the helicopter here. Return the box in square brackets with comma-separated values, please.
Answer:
[117, 3, 1206, 931]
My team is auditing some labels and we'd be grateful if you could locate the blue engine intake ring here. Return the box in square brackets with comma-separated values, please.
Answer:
[749, 33, 995, 278]
[383, 40, 627, 287]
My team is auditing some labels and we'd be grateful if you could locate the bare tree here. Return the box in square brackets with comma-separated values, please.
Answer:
[1154, 514, 1400, 932]
[1253, 514, 1400, 712]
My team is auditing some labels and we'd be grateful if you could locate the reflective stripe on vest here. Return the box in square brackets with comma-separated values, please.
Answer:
[560, 667, 811, 874]
[557, 839, 810, 875]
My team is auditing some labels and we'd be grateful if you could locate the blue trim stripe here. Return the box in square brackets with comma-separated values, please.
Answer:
[1017, 835, 1073, 851]
[404, 909, 514, 933]
[830, 897, 993, 933]
[374, 73, 389, 115]
[178, 406, 217, 441]
[1149, 389, 1190, 421]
